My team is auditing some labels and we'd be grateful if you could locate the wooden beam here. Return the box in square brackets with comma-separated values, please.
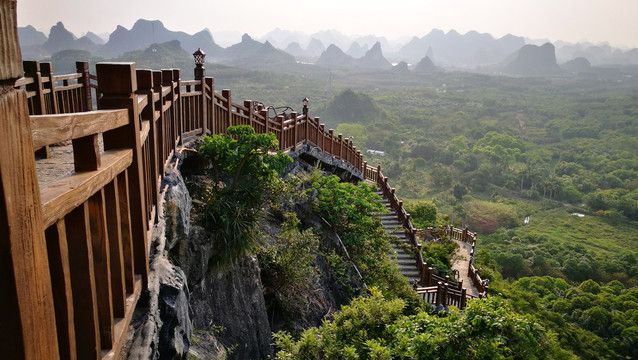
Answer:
[88, 189, 114, 348]
[65, 203, 101, 359]
[45, 220, 77, 360]
[105, 175, 127, 318]
[30, 109, 129, 149]
[0, 2, 59, 354]
[40, 149, 133, 228]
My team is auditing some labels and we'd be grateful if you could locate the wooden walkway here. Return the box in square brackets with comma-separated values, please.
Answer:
[451, 239, 480, 297]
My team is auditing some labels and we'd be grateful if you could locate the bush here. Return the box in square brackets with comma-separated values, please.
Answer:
[198, 125, 292, 267]
[257, 213, 319, 315]
[404, 200, 438, 228]
[463, 200, 520, 234]
[274, 289, 568, 359]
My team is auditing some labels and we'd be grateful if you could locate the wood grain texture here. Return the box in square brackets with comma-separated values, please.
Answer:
[105, 179, 126, 317]
[0, 85, 59, 358]
[40, 149, 133, 228]
[65, 203, 101, 359]
[0, 0, 21, 79]
[30, 109, 128, 148]
[45, 220, 77, 360]
[88, 189, 114, 348]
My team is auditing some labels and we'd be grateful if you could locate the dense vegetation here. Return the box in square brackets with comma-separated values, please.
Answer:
[135, 51, 638, 357]
[274, 288, 571, 360]
[198, 125, 292, 267]
[206, 65, 638, 358]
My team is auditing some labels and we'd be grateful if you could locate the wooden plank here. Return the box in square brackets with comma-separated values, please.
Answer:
[105, 179, 127, 317]
[54, 83, 83, 91]
[40, 149, 133, 228]
[72, 134, 101, 172]
[98, 62, 149, 287]
[140, 120, 150, 144]
[101, 276, 142, 360]
[65, 203, 101, 359]
[88, 190, 114, 348]
[45, 220, 77, 360]
[53, 73, 82, 82]
[31, 109, 129, 148]
[0, 82, 59, 359]
[117, 171, 135, 293]
[137, 94, 148, 111]
[14, 76, 35, 86]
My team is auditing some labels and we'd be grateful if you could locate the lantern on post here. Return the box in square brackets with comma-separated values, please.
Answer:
[193, 47, 206, 80]
[302, 97, 309, 116]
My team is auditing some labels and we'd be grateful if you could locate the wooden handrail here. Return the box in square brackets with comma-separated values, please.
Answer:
[40, 149, 133, 228]
[30, 109, 129, 149]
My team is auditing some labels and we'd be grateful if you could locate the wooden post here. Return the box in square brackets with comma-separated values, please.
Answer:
[222, 89, 231, 130]
[277, 115, 284, 149]
[303, 114, 310, 143]
[328, 129, 334, 155]
[261, 108, 269, 135]
[338, 134, 343, 159]
[97, 62, 150, 287]
[291, 111, 298, 149]
[319, 124, 325, 150]
[441, 283, 448, 307]
[137, 69, 159, 211]
[460, 288, 467, 309]
[314, 117, 320, 146]
[23, 61, 51, 158]
[244, 100, 253, 129]
[0, 1, 60, 356]
[40, 62, 59, 114]
[205, 77, 214, 134]
[76, 61, 92, 111]
[200, 77, 207, 135]
[436, 282, 443, 306]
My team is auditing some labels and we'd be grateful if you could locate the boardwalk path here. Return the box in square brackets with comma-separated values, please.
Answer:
[451, 239, 479, 297]
[372, 182, 479, 296]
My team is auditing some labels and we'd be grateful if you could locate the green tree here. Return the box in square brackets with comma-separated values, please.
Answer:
[274, 289, 570, 359]
[198, 125, 292, 266]
[404, 200, 438, 228]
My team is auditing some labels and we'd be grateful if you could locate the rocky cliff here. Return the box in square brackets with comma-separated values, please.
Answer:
[122, 140, 366, 359]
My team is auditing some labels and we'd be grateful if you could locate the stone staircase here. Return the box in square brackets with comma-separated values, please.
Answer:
[375, 190, 421, 282]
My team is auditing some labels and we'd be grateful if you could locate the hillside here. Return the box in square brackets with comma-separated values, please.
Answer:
[207, 64, 638, 359]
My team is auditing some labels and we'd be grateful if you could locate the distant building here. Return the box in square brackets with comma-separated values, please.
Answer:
[367, 149, 385, 157]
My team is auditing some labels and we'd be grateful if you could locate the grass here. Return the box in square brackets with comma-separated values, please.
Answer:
[515, 207, 638, 256]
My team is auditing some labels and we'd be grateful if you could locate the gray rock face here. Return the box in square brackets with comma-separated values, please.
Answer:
[506, 42, 562, 76]
[184, 232, 273, 360]
[286, 143, 364, 183]
[123, 159, 193, 360]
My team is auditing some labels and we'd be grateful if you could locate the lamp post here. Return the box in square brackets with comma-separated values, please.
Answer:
[302, 97, 309, 116]
[193, 48, 206, 80]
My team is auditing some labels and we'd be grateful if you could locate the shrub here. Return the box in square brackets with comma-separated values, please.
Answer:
[198, 125, 292, 267]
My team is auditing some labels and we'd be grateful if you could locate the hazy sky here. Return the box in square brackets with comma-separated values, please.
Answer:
[17, 0, 638, 48]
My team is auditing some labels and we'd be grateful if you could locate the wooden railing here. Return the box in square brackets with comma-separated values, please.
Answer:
[368, 164, 488, 308]
[4, 55, 486, 357]
[14, 60, 96, 157]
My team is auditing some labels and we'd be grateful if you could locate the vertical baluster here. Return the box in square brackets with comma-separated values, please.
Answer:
[97, 62, 149, 287]
[45, 221, 77, 359]
[66, 203, 101, 358]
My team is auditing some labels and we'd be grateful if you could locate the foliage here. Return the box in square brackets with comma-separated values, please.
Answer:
[257, 212, 319, 316]
[420, 238, 460, 275]
[510, 276, 638, 359]
[274, 288, 571, 359]
[403, 200, 438, 229]
[310, 175, 414, 300]
[463, 200, 520, 234]
[198, 125, 292, 267]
